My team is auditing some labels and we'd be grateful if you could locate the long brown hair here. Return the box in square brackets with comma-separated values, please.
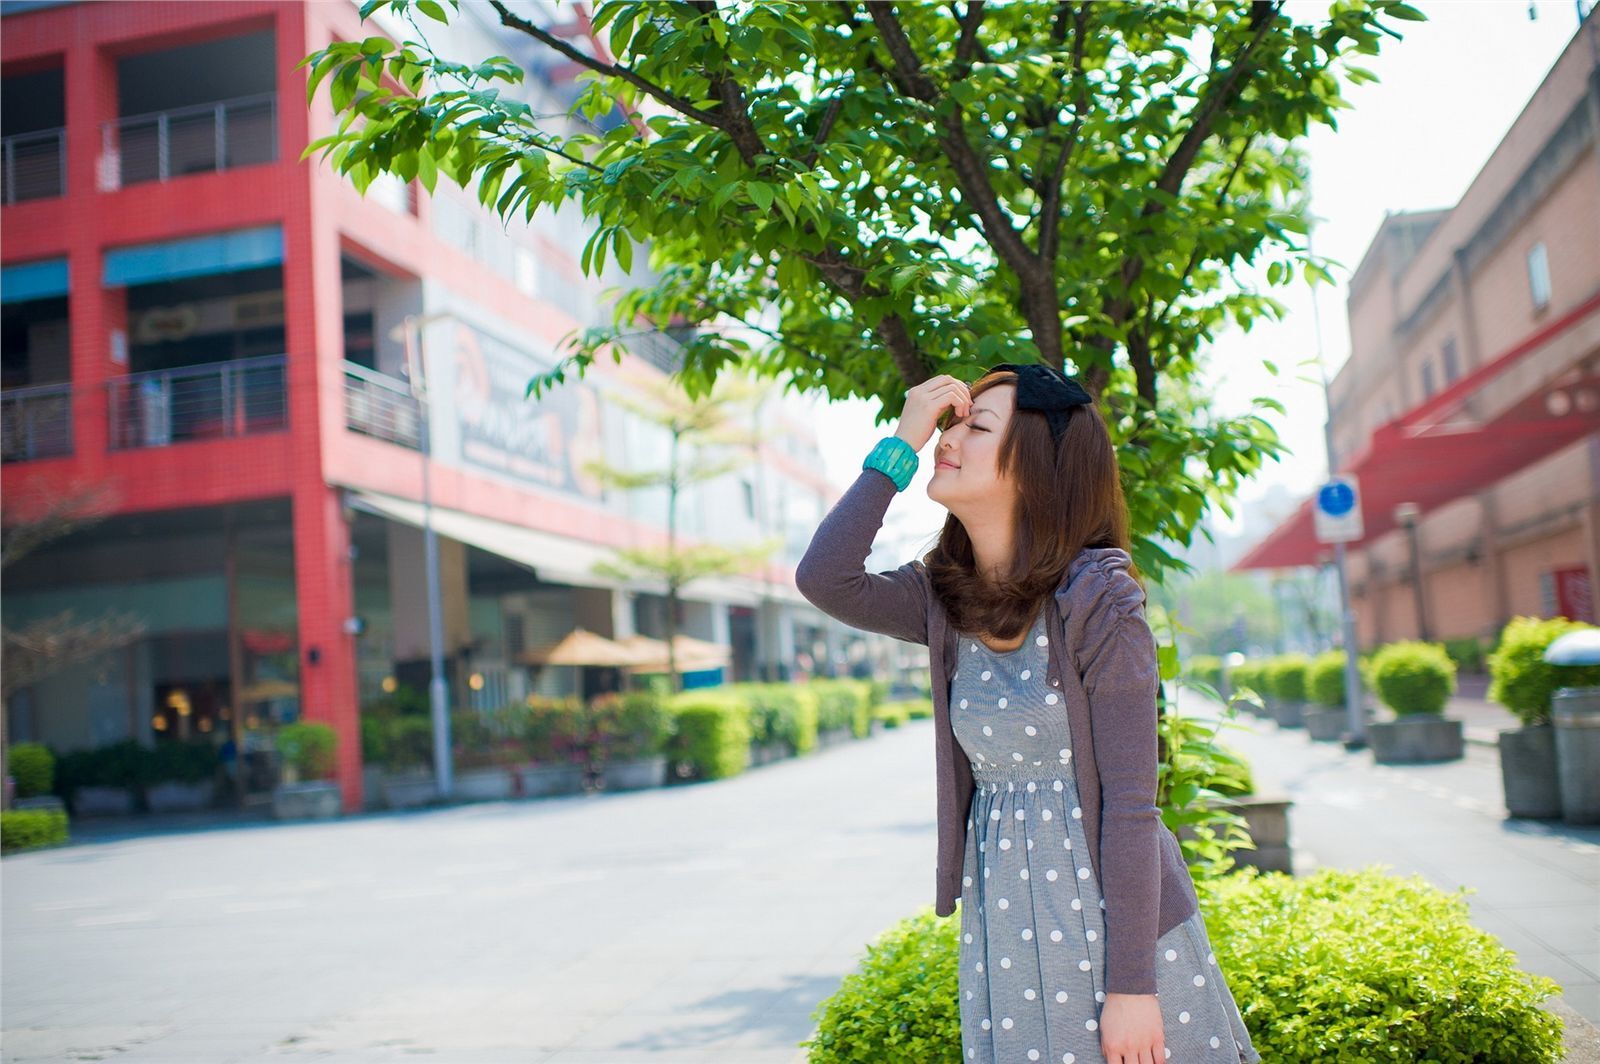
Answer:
[923, 367, 1137, 642]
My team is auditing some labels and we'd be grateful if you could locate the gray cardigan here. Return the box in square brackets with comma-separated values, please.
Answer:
[795, 467, 1200, 996]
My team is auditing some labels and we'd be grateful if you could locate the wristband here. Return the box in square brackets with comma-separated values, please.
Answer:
[863, 435, 919, 491]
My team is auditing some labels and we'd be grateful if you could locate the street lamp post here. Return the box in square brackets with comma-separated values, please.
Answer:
[1394, 502, 1429, 642]
[393, 312, 455, 799]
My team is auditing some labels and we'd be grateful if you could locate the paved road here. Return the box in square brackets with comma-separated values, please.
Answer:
[1207, 703, 1600, 1033]
[3, 726, 942, 1063]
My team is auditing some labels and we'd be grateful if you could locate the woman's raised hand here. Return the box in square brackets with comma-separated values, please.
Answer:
[894, 374, 973, 452]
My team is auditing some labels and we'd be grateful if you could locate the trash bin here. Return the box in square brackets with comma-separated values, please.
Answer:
[1543, 631, 1600, 826]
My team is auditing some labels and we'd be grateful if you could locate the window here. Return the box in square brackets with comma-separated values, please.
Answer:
[1420, 359, 1435, 400]
[1527, 242, 1551, 310]
[1442, 338, 1459, 383]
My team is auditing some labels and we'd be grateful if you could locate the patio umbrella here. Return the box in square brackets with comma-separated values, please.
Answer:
[617, 633, 732, 674]
[516, 627, 640, 698]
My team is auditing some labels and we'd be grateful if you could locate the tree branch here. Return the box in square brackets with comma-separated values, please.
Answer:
[1037, 2, 1090, 265]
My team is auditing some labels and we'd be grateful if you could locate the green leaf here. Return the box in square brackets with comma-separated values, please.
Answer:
[747, 181, 774, 212]
[416, 0, 449, 23]
[1386, 2, 1426, 21]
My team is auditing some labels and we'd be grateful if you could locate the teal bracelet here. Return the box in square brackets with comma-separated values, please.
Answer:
[863, 435, 919, 491]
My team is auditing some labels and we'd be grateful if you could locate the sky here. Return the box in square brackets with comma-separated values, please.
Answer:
[807, 0, 1588, 562]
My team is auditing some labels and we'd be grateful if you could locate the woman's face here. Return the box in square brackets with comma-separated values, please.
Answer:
[927, 382, 1016, 515]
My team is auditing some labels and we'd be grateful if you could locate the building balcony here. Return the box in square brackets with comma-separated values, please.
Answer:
[1, 127, 65, 204]
[1, 381, 72, 463]
[97, 93, 275, 191]
[107, 354, 287, 451]
[343, 362, 421, 451]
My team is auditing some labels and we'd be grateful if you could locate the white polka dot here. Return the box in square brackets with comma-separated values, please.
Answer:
[1179, 1011, 1190, 1023]
[1037, 635, 1049, 646]
[1000, 956, 1011, 969]
[1165, 949, 1178, 961]
[980, 1017, 990, 1029]
[971, 643, 979, 652]
[1001, 1016, 1013, 1028]
[1079, 958, 1091, 971]
[1022, 928, 1033, 940]
[1084, 1018, 1096, 1031]
[1071, 806, 1082, 819]
[1071, 898, 1082, 910]
[1099, 899, 1105, 908]
[1000, 838, 1012, 850]
[963, 875, 972, 887]
[1208, 951, 1217, 965]
[1165, 1051, 1172, 1060]
[1020, 868, 1029, 880]
[1041, 808, 1053, 821]
[984, 867, 990, 878]
[998, 697, 1008, 708]
[1027, 781, 1037, 792]
[1063, 1055, 1075, 1064]
[981, 670, 992, 681]
[1024, 988, 1036, 1000]
[998, 898, 1009, 910]
[961, 699, 970, 709]
[982, 724, 992, 735]
[1210, 1037, 1221, 1049]
[1077, 867, 1089, 879]
[976, 962, 984, 972]
[1064, 838, 1072, 850]
[1021, 669, 1031, 680]
[1046, 868, 1058, 881]
[969, 1050, 975, 1059]
[1028, 1051, 1040, 1061]
[1013, 752, 1024, 761]
[991, 809, 1001, 821]
[1095, 990, 1105, 1002]
[1056, 990, 1069, 1003]
[1086, 929, 1097, 941]
[1015, 808, 1026, 820]
[964, 932, 973, 943]
[1027, 838, 1034, 849]
[1060, 749, 1072, 760]
[1050, 929, 1063, 942]
[1053, 779, 1064, 791]
[1194, 974, 1206, 986]
[1024, 724, 1036, 735]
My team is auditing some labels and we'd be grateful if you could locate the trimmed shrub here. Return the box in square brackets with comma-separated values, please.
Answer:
[1, 809, 69, 855]
[722, 683, 818, 754]
[810, 679, 870, 737]
[53, 739, 149, 804]
[1226, 662, 1265, 710]
[275, 722, 338, 781]
[801, 866, 1565, 1064]
[1305, 650, 1347, 707]
[1488, 616, 1600, 727]
[1185, 654, 1224, 691]
[874, 699, 932, 727]
[1198, 865, 1564, 1063]
[587, 689, 671, 761]
[1264, 653, 1312, 702]
[1442, 636, 1489, 675]
[1370, 641, 1456, 716]
[665, 695, 751, 780]
[7, 742, 54, 799]
[146, 741, 220, 784]
[521, 695, 587, 764]
[801, 906, 960, 1063]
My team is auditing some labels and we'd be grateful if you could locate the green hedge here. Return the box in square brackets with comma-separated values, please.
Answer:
[723, 682, 820, 754]
[810, 678, 874, 737]
[1264, 653, 1312, 702]
[1306, 650, 1347, 707]
[1488, 616, 1600, 727]
[276, 721, 337, 780]
[1442, 636, 1490, 675]
[6, 742, 54, 798]
[1185, 654, 1224, 691]
[665, 694, 751, 780]
[1198, 866, 1564, 1063]
[799, 866, 1564, 1064]
[873, 699, 932, 727]
[1370, 641, 1456, 716]
[1, 809, 69, 855]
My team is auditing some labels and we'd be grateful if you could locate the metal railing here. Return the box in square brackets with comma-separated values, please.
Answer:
[99, 93, 276, 190]
[1, 382, 73, 463]
[107, 355, 287, 450]
[2, 127, 65, 203]
[343, 362, 422, 450]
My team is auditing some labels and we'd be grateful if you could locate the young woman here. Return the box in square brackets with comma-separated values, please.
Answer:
[795, 366, 1259, 1064]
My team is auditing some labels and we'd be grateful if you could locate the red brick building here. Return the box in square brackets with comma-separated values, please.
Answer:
[1234, 18, 1600, 648]
[1, 1, 840, 812]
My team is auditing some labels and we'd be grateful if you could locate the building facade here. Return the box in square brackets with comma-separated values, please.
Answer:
[1234, 17, 1600, 649]
[0, 0, 867, 812]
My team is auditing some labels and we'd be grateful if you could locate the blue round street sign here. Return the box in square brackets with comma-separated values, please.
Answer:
[1318, 480, 1356, 517]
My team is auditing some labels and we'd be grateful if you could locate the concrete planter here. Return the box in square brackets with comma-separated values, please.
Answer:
[1552, 687, 1600, 825]
[454, 765, 518, 801]
[1497, 724, 1561, 819]
[1270, 700, 1305, 728]
[1303, 706, 1347, 742]
[1177, 791, 1294, 874]
[816, 726, 853, 750]
[72, 785, 135, 817]
[271, 780, 342, 819]
[1369, 715, 1464, 763]
[145, 778, 217, 813]
[749, 741, 787, 766]
[362, 764, 386, 810]
[599, 754, 668, 792]
[519, 762, 586, 798]
[381, 768, 439, 808]
[868, 718, 884, 736]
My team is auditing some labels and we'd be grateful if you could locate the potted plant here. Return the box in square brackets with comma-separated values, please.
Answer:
[517, 696, 587, 797]
[144, 741, 220, 813]
[452, 706, 523, 801]
[378, 715, 439, 808]
[7, 742, 66, 814]
[1366, 641, 1462, 763]
[1264, 653, 1311, 728]
[587, 690, 671, 791]
[271, 721, 341, 819]
[1303, 650, 1359, 741]
[1529, 621, 1600, 825]
[56, 740, 144, 817]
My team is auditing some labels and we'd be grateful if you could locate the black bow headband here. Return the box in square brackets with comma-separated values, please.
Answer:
[987, 362, 1093, 445]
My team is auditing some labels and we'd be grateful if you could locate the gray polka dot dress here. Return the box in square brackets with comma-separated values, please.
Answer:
[951, 608, 1260, 1064]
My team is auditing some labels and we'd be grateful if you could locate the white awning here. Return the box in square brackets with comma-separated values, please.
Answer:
[344, 489, 809, 607]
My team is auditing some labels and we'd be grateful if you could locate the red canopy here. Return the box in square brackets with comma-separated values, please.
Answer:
[1233, 289, 1600, 571]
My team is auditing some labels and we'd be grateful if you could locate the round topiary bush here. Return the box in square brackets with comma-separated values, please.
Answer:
[1487, 616, 1600, 727]
[1369, 641, 1456, 716]
[6, 742, 55, 799]
[1306, 650, 1347, 708]
[275, 722, 338, 781]
[1264, 653, 1312, 702]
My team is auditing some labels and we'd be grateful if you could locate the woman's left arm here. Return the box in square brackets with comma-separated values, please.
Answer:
[1079, 564, 1163, 998]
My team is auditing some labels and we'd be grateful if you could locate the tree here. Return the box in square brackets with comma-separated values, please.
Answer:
[583, 366, 783, 694]
[301, 0, 1423, 581]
